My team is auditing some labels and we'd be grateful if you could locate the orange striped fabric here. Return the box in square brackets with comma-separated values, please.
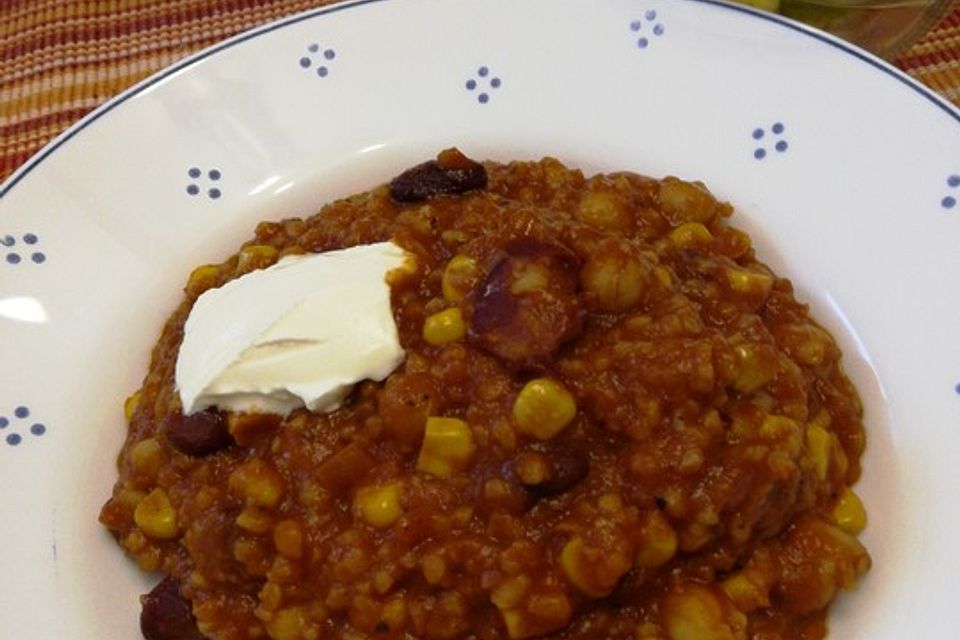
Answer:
[1, 0, 958, 184]
[897, 7, 960, 103]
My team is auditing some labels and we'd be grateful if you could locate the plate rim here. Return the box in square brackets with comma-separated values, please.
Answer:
[1, 0, 957, 636]
[0, 0, 958, 201]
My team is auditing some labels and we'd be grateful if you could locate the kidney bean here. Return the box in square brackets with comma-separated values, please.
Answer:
[538, 448, 589, 496]
[514, 445, 589, 498]
[389, 148, 487, 203]
[140, 577, 205, 640]
[164, 409, 233, 457]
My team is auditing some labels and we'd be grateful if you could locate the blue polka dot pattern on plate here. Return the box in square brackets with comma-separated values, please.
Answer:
[2, 233, 47, 266]
[752, 122, 789, 160]
[630, 10, 666, 49]
[1, 405, 47, 448]
[465, 66, 502, 104]
[940, 174, 959, 210]
[299, 43, 336, 77]
[186, 167, 223, 200]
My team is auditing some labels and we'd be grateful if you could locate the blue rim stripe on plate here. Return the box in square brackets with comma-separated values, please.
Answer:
[0, 0, 957, 199]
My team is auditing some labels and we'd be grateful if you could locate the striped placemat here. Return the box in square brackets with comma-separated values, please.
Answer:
[2, 0, 959, 185]
[897, 7, 960, 103]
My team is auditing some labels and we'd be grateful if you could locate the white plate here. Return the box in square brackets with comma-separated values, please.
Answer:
[1, 0, 958, 637]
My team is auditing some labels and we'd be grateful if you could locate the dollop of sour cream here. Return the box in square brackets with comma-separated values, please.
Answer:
[175, 241, 413, 416]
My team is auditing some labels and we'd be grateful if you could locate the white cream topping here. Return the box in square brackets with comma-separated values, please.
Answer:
[175, 241, 412, 416]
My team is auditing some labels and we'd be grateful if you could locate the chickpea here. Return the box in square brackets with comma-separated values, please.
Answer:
[659, 177, 723, 225]
[580, 242, 648, 312]
[576, 189, 632, 231]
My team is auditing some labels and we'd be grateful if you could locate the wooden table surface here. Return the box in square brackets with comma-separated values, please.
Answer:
[2, 0, 959, 184]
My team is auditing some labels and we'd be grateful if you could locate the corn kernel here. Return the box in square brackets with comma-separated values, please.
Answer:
[185, 264, 220, 297]
[123, 529, 147, 553]
[453, 506, 474, 526]
[720, 560, 775, 614]
[137, 547, 162, 573]
[416, 417, 476, 478]
[238, 244, 279, 273]
[653, 266, 674, 289]
[373, 569, 396, 594]
[731, 344, 775, 393]
[635, 511, 678, 568]
[134, 488, 178, 540]
[354, 481, 404, 528]
[500, 609, 528, 640]
[124, 392, 141, 421]
[669, 222, 713, 247]
[421, 553, 447, 585]
[499, 588, 573, 638]
[273, 519, 304, 559]
[513, 378, 577, 440]
[259, 582, 283, 612]
[832, 488, 867, 535]
[720, 574, 759, 611]
[265, 606, 309, 640]
[662, 584, 743, 640]
[442, 255, 480, 303]
[229, 459, 285, 509]
[380, 597, 407, 632]
[635, 622, 666, 640]
[236, 506, 274, 534]
[491, 574, 532, 610]
[808, 409, 831, 430]
[117, 488, 147, 511]
[599, 493, 625, 513]
[805, 424, 833, 481]
[760, 414, 799, 440]
[560, 536, 608, 598]
[724, 267, 773, 298]
[129, 438, 162, 477]
[785, 323, 837, 367]
[423, 307, 467, 345]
